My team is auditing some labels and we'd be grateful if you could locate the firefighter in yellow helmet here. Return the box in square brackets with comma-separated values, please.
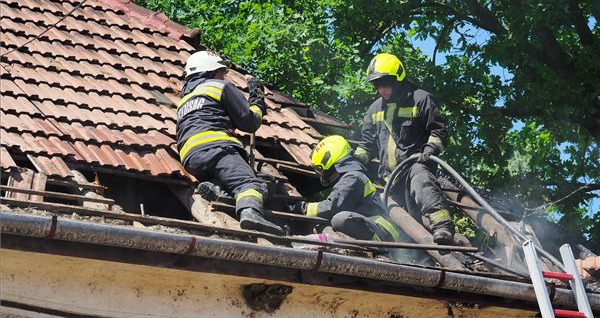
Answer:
[355, 53, 455, 245]
[177, 51, 283, 235]
[286, 135, 402, 244]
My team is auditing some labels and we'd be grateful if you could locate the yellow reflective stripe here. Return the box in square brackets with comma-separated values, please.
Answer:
[371, 233, 382, 241]
[370, 216, 401, 242]
[387, 136, 397, 171]
[178, 86, 224, 107]
[427, 135, 444, 152]
[371, 111, 384, 123]
[355, 147, 369, 164]
[249, 105, 263, 119]
[385, 103, 397, 171]
[397, 105, 418, 118]
[179, 130, 242, 161]
[306, 202, 319, 217]
[236, 188, 263, 203]
[428, 209, 451, 225]
[355, 147, 368, 157]
[363, 180, 376, 197]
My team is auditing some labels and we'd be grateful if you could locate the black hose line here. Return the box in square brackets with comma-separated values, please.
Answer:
[382, 154, 565, 272]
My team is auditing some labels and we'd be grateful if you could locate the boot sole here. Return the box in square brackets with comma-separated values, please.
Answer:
[240, 219, 284, 236]
[196, 183, 219, 201]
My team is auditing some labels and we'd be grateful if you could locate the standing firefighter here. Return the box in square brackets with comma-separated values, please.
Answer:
[177, 51, 284, 235]
[286, 135, 402, 243]
[354, 52, 455, 245]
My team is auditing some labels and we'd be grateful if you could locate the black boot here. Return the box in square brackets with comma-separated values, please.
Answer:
[195, 181, 229, 201]
[432, 227, 454, 245]
[431, 220, 455, 245]
[239, 208, 284, 236]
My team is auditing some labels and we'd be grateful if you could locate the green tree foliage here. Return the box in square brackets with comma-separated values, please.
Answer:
[135, 0, 599, 245]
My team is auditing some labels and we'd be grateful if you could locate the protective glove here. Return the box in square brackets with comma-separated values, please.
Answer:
[284, 201, 306, 214]
[247, 77, 267, 115]
[418, 142, 438, 163]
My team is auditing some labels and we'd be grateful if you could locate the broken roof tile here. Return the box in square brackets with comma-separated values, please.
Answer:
[281, 143, 313, 167]
[28, 155, 73, 178]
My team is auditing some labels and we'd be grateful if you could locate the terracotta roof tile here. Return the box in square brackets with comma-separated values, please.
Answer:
[155, 147, 181, 171]
[280, 108, 311, 130]
[1, 129, 24, 150]
[28, 155, 73, 178]
[1, 95, 42, 115]
[97, 144, 120, 167]
[0, 146, 17, 170]
[281, 143, 313, 167]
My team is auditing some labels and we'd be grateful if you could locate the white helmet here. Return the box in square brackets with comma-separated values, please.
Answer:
[184, 51, 230, 78]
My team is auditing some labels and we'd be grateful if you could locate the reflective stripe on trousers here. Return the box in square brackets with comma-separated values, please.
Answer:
[369, 215, 401, 242]
[236, 188, 264, 204]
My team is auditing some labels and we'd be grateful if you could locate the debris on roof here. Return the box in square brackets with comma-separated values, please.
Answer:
[1, 0, 599, 317]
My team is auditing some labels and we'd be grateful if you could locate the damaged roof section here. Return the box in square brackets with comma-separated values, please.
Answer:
[0, 0, 326, 184]
[1, 1, 599, 316]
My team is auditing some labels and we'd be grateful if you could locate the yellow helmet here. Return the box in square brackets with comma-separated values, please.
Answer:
[310, 135, 352, 173]
[366, 53, 406, 83]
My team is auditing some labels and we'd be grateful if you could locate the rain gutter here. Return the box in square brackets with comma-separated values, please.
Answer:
[2, 211, 599, 311]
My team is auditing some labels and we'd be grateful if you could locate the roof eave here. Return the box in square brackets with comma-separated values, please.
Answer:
[2, 211, 598, 312]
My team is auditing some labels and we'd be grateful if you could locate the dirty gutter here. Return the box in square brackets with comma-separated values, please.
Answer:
[2, 211, 599, 311]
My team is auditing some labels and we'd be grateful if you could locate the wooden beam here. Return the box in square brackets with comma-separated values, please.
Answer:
[6, 168, 34, 200]
[277, 164, 318, 177]
[0, 185, 115, 205]
[168, 184, 242, 229]
[256, 156, 300, 167]
[69, 170, 114, 210]
[46, 179, 107, 191]
[386, 198, 467, 270]
[68, 163, 191, 186]
[210, 202, 329, 224]
[30, 172, 47, 202]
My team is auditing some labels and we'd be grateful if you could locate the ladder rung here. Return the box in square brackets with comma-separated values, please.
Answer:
[553, 309, 586, 318]
[542, 271, 574, 281]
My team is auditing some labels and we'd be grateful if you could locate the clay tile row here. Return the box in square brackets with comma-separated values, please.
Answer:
[2, 85, 174, 134]
[3, 74, 175, 124]
[1, 128, 185, 177]
[1, 11, 188, 64]
[1, 30, 183, 77]
[0, 111, 175, 149]
[5, 63, 158, 101]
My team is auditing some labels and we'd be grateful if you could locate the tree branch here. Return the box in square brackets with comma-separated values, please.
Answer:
[568, 0, 594, 46]
[464, 0, 508, 36]
[525, 183, 600, 215]
[534, 26, 575, 80]
[433, 18, 456, 64]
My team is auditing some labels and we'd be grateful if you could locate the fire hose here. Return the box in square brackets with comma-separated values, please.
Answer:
[382, 154, 566, 272]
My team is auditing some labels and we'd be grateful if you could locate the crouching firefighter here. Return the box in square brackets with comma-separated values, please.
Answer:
[286, 135, 402, 244]
[355, 52, 455, 245]
[177, 51, 284, 235]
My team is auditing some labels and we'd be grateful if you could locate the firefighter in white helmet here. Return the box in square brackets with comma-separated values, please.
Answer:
[177, 51, 283, 235]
